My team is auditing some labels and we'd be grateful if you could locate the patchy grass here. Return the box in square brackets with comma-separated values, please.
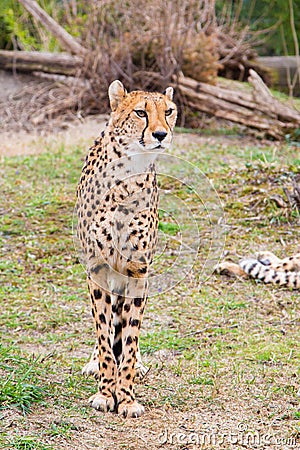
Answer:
[0, 129, 299, 449]
[1, 435, 55, 450]
[0, 345, 48, 414]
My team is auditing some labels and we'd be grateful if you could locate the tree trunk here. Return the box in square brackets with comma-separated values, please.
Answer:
[18, 0, 88, 56]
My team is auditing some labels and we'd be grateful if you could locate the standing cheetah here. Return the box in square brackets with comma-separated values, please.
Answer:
[76, 80, 177, 417]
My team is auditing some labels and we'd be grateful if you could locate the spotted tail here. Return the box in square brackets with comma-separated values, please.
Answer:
[240, 258, 300, 289]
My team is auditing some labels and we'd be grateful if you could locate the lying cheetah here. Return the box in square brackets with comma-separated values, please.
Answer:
[217, 251, 300, 289]
[76, 80, 177, 417]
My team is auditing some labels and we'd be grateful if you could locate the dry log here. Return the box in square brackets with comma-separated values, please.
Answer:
[248, 69, 300, 123]
[178, 71, 300, 124]
[18, 0, 88, 56]
[0, 50, 82, 75]
[32, 71, 89, 87]
[10, 0, 299, 138]
[1, 50, 299, 138]
[176, 71, 300, 139]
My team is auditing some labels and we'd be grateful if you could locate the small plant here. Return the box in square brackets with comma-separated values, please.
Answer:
[0, 345, 47, 414]
[4, 435, 54, 450]
[47, 420, 78, 439]
[158, 221, 180, 236]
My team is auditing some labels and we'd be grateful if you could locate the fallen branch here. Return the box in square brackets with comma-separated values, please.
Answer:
[0, 50, 82, 75]
[176, 71, 300, 139]
[18, 0, 88, 56]
[0, 0, 293, 138]
[248, 69, 300, 123]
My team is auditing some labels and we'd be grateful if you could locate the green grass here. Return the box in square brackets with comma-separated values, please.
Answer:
[2, 435, 55, 450]
[0, 345, 47, 414]
[0, 133, 300, 448]
[158, 220, 180, 236]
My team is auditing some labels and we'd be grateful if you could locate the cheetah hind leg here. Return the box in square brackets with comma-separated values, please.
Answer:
[135, 346, 150, 380]
[256, 251, 281, 267]
[82, 344, 100, 379]
[215, 261, 248, 278]
[82, 343, 149, 380]
[257, 251, 300, 271]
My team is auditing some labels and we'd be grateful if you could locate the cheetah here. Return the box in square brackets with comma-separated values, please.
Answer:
[76, 80, 177, 418]
[216, 251, 300, 289]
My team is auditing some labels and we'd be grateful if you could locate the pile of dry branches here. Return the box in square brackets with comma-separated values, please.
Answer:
[1, 0, 300, 138]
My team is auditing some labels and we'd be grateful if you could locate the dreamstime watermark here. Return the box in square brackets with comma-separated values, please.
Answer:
[157, 424, 298, 447]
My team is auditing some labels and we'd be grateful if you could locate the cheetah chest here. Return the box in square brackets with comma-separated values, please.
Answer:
[78, 162, 159, 277]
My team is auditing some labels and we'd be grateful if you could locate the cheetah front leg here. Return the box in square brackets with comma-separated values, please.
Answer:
[116, 277, 148, 418]
[82, 343, 148, 380]
[257, 251, 300, 271]
[87, 277, 117, 413]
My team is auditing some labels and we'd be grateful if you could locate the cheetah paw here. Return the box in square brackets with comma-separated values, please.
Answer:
[214, 261, 247, 278]
[88, 393, 115, 413]
[82, 360, 100, 379]
[118, 400, 145, 418]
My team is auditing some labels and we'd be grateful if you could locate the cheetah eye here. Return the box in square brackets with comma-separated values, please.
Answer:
[165, 108, 173, 116]
[135, 110, 147, 118]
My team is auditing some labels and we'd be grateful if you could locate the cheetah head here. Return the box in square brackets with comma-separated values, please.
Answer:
[108, 80, 177, 154]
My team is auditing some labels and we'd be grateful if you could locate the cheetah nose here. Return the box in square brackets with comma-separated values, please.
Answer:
[152, 131, 167, 142]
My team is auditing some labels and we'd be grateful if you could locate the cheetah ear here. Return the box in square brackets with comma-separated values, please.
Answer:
[163, 87, 174, 101]
[109, 80, 127, 111]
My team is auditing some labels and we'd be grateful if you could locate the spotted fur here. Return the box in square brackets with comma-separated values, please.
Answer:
[76, 80, 177, 418]
[216, 251, 300, 289]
